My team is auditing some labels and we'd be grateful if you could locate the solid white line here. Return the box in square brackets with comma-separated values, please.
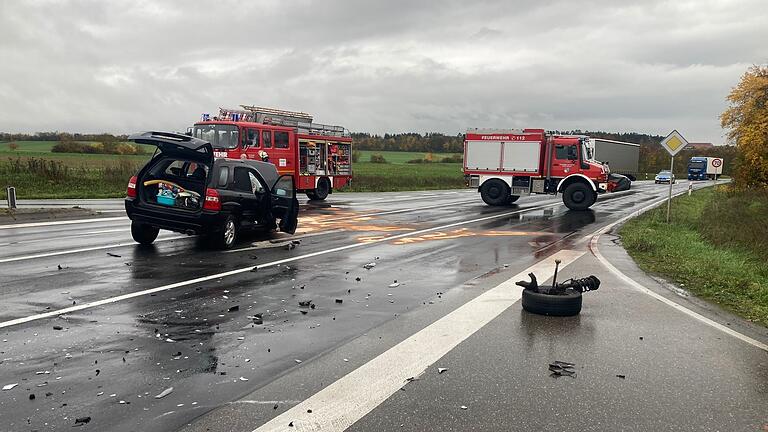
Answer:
[0, 216, 127, 230]
[0, 202, 560, 329]
[0, 228, 128, 247]
[0, 235, 187, 264]
[251, 249, 586, 432]
[587, 181, 767, 352]
[591, 238, 768, 352]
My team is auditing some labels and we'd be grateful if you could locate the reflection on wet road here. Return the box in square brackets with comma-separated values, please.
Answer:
[0, 183, 717, 431]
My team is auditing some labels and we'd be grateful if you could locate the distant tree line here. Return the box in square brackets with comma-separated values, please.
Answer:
[0, 132, 128, 142]
[351, 132, 464, 153]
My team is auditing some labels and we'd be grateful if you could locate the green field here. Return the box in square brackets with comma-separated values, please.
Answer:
[346, 161, 463, 192]
[358, 150, 461, 164]
[620, 187, 768, 327]
[0, 145, 465, 199]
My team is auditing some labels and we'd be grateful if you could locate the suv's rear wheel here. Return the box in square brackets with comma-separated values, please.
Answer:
[306, 177, 330, 201]
[209, 215, 238, 249]
[131, 222, 159, 245]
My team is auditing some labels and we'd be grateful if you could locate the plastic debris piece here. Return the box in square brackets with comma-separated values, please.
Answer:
[289, 421, 294, 427]
[53, 325, 63, 330]
[228, 305, 239, 312]
[363, 262, 376, 269]
[29, 393, 35, 400]
[307, 409, 312, 413]
[155, 387, 173, 399]
[388, 282, 400, 288]
[438, 368, 448, 374]
[300, 310, 308, 315]
[460, 405, 468, 410]
[75, 417, 91, 425]
[335, 299, 343, 304]
[2, 383, 18, 391]
[295, 359, 302, 364]
[616, 374, 626, 379]
[107, 252, 121, 258]
[298, 300, 312, 307]
[343, 358, 349, 362]
[239, 377, 248, 381]
[165, 338, 175, 343]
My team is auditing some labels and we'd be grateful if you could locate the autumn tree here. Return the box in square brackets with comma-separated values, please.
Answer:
[721, 65, 768, 188]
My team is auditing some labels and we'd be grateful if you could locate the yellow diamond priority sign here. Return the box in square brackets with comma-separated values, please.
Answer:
[660, 130, 688, 156]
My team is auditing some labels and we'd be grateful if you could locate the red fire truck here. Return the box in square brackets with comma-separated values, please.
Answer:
[190, 105, 352, 200]
[463, 129, 610, 210]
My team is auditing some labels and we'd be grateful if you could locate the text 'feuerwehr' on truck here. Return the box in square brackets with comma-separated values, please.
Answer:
[463, 129, 621, 211]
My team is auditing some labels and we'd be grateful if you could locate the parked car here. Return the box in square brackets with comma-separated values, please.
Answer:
[125, 131, 299, 249]
[654, 170, 676, 184]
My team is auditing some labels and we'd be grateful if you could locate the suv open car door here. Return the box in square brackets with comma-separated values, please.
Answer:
[271, 174, 299, 234]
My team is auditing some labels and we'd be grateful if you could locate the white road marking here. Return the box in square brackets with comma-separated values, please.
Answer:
[251, 249, 586, 432]
[0, 202, 560, 329]
[0, 235, 187, 264]
[587, 183, 767, 352]
[0, 216, 127, 230]
[591, 237, 768, 352]
[0, 228, 128, 247]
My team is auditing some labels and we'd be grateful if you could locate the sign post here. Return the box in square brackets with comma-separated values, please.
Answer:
[711, 157, 722, 182]
[659, 130, 689, 223]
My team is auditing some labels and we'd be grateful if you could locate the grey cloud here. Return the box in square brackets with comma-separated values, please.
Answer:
[0, 0, 766, 143]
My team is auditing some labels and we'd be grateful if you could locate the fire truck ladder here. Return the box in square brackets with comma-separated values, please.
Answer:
[217, 105, 350, 138]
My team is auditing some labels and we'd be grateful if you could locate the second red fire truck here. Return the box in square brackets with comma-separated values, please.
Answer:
[463, 129, 610, 210]
[190, 105, 352, 200]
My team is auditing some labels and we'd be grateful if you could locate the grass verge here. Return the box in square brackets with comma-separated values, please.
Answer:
[619, 187, 768, 327]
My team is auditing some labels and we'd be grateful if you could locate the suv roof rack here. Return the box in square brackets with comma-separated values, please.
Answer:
[216, 106, 351, 138]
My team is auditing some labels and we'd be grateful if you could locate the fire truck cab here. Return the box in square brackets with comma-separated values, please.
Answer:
[463, 129, 609, 211]
[191, 106, 352, 200]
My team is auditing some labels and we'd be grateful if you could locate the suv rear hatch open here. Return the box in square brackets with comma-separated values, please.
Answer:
[129, 132, 214, 211]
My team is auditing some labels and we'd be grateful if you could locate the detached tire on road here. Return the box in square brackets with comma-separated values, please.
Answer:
[562, 182, 593, 211]
[131, 222, 159, 245]
[522, 289, 582, 316]
[480, 179, 510, 206]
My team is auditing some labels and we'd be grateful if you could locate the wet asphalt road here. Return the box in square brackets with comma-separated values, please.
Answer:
[1, 181, 763, 431]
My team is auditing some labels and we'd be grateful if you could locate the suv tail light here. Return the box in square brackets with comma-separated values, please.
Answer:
[203, 188, 221, 211]
[127, 175, 138, 198]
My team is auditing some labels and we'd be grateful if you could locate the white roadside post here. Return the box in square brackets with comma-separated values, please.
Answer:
[659, 130, 689, 223]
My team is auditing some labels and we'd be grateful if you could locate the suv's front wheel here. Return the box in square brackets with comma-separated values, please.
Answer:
[131, 222, 159, 245]
[209, 215, 238, 249]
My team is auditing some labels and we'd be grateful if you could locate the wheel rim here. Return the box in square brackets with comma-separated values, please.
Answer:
[488, 186, 501, 199]
[572, 190, 585, 203]
[224, 220, 235, 245]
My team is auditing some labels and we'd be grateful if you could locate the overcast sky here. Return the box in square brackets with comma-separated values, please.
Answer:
[1, 0, 766, 143]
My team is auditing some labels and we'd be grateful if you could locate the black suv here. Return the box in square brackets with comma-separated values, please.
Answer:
[125, 131, 299, 249]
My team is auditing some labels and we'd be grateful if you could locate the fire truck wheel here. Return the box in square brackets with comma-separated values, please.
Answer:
[480, 179, 510, 206]
[131, 222, 159, 245]
[307, 178, 330, 201]
[563, 182, 593, 211]
[521, 289, 582, 316]
[508, 195, 520, 204]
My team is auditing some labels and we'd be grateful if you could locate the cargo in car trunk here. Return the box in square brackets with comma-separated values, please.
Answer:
[140, 158, 209, 211]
